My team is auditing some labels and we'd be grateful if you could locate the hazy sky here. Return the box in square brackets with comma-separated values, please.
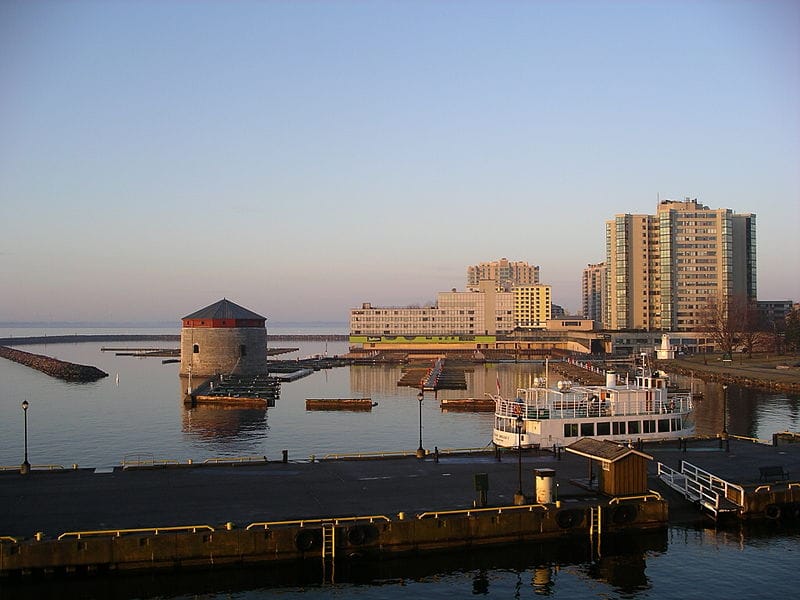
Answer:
[1, 0, 798, 323]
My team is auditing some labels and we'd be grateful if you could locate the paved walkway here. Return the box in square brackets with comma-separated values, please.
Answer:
[0, 451, 593, 540]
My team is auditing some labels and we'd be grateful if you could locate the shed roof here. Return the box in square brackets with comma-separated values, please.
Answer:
[182, 299, 266, 321]
[565, 438, 652, 463]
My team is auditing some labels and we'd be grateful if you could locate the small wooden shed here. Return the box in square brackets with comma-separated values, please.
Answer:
[565, 438, 653, 496]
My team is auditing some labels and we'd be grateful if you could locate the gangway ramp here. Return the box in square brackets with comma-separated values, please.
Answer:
[657, 460, 744, 520]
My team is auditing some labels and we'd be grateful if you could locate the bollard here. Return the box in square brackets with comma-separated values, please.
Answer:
[34, 532, 44, 541]
[225, 522, 234, 530]
[397, 512, 405, 520]
[434, 446, 439, 463]
[310, 455, 315, 463]
[72, 464, 78, 470]
[282, 449, 288, 463]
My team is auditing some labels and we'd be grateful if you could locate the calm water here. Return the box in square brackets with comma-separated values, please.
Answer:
[1, 326, 799, 599]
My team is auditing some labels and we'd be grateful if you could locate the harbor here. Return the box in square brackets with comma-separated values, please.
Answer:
[1, 331, 799, 591]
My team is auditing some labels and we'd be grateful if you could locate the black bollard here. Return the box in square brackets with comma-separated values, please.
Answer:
[434, 446, 439, 463]
[282, 449, 288, 463]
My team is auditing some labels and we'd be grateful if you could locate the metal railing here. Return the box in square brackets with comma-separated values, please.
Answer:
[608, 491, 662, 504]
[417, 504, 547, 520]
[246, 515, 391, 530]
[680, 460, 744, 517]
[321, 450, 421, 460]
[0, 464, 66, 472]
[202, 456, 268, 464]
[57, 524, 215, 540]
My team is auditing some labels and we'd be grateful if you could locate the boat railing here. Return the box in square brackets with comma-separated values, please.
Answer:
[496, 395, 693, 420]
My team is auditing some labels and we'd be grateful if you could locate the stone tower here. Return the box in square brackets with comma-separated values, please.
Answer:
[179, 299, 267, 377]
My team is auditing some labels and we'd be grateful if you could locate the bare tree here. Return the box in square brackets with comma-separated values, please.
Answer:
[700, 294, 767, 356]
[736, 297, 767, 355]
[699, 295, 736, 356]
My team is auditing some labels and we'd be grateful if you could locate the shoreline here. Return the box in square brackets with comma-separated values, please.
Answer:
[657, 353, 800, 394]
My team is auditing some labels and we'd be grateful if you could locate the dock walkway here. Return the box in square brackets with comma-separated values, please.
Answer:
[1, 451, 591, 540]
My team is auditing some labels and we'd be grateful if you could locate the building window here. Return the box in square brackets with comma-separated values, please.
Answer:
[193, 344, 199, 354]
[240, 344, 247, 357]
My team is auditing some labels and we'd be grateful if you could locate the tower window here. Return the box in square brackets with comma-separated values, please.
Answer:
[240, 344, 247, 356]
[193, 344, 199, 354]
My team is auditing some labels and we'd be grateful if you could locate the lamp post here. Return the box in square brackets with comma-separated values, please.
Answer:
[722, 384, 728, 436]
[514, 414, 524, 505]
[416, 390, 425, 458]
[20, 400, 30, 475]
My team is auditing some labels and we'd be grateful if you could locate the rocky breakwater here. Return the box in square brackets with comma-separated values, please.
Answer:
[0, 346, 108, 382]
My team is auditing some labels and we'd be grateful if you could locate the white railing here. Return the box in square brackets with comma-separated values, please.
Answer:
[680, 460, 744, 516]
[496, 396, 692, 420]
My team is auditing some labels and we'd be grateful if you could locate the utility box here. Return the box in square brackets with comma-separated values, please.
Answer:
[535, 468, 556, 504]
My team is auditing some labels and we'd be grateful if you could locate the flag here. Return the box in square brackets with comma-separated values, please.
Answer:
[496, 373, 501, 396]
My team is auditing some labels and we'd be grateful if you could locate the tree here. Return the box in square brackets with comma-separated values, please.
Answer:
[699, 295, 736, 356]
[699, 294, 765, 356]
[786, 308, 800, 352]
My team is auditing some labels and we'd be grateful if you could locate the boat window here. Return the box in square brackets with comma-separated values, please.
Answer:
[597, 422, 611, 435]
[580, 423, 594, 436]
[613, 422, 626, 435]
[628, 420, 640, 434]
[643, 420, 656, 433]
[658, 419, 670, 432]
[564, 423, 578, 437]
[671, 417, 682, 431]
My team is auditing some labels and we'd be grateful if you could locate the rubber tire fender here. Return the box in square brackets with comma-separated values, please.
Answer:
[295, 529, 318, 552]
[765, 504, 781, 520]
[555, 509, 584, 529]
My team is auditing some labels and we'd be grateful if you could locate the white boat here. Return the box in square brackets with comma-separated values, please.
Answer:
[491, 370, 694, 450]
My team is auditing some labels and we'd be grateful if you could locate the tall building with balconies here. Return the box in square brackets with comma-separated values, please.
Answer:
[582, 263, 606, 323]
[605, 198, 756, 332]
[467, 258, 539, 291]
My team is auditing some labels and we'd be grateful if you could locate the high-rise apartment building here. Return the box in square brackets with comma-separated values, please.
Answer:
[582, 263, 606, 323]
[467, 258, 539, 291]
[513, 285, 552, 329]
[605, 198, 756, 332]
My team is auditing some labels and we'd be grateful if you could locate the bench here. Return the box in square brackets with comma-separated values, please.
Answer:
[759, 465, 789, 482]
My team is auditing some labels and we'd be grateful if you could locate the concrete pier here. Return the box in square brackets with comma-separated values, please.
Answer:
[2, 438, 799, 577]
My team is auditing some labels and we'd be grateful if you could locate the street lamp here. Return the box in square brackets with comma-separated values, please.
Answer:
[515, 414, 524, 504]
[722, 384, 728, 436]
[20, 400, 30, 475]
[416, 390, 425, 458]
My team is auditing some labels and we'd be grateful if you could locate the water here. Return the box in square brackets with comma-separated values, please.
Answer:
[1, 326, 799, 598]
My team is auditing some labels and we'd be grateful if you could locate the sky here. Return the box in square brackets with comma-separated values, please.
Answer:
[1, 0, 798, 323]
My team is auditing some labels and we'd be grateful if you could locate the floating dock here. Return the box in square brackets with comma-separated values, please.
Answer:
[187, 374, 280, 407]
[306, 398, 375, 411]
[440, 398, 496, 412]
